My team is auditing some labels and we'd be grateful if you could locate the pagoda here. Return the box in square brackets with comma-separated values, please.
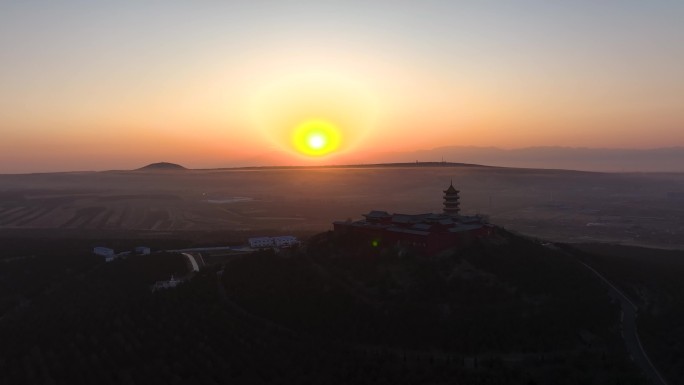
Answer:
[443, 180, 460, 216]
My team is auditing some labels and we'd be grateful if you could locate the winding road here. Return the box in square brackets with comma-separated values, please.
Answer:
[182, 252, 200, 272]
[579, 261, 668, 385]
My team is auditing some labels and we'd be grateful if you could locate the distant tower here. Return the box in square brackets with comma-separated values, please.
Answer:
[443, 180, 460, 216]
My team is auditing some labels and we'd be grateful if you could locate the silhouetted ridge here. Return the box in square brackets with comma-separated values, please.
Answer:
[137, 162, 186, 171]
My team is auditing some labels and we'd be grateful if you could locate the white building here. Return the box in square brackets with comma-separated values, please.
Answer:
[94, 247, 114, 257]
[94, 247, 118, 262]
[272, 236, 299, 248]
[135, 246, 151, 255]
[248, 237, 274, 249]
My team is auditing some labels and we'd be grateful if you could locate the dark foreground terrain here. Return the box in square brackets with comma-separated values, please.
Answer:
[3, 228, 677, 384]
[569, 244, 684, 383]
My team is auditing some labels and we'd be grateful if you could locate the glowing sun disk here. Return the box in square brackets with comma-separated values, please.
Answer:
[292, 120, 341, 157]
[309, 134, 326, 149]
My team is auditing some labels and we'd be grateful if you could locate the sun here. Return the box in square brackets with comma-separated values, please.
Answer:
[250, 71, 380, 160]
[292, 119, 341, 157]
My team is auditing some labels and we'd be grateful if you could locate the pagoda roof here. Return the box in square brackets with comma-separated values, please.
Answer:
[444, 181, 459, 194]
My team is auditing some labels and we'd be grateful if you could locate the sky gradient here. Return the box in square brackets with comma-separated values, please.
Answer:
[1, 1, 683, 172]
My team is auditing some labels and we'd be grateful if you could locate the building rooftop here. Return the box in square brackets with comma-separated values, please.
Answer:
[365, 210, 391, 218]
[387, 226, 431, 236]
[411, 223, 432, 231]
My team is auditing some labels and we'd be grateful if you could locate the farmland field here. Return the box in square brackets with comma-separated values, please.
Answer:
[0, 165, 682, 248]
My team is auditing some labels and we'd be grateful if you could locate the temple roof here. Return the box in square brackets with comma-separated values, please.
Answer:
[411, 223, 432, 231]
[392, 214, 424, 224]
[364, 210, 391, 218]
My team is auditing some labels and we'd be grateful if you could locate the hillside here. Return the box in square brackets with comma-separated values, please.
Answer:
[223, 229, 643, 383]
[137, 162, 186, 171]
[567, 243, 684, 384]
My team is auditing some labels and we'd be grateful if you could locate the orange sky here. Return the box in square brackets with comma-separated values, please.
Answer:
[1, 2, 683, 172]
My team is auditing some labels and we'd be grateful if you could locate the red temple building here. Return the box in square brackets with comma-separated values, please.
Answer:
[333, 181, 493, 255]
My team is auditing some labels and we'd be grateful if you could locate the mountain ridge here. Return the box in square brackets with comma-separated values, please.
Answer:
[365, 146, 684, 172]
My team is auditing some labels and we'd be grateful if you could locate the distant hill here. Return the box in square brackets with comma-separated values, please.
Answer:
[137, 162, 186, 171]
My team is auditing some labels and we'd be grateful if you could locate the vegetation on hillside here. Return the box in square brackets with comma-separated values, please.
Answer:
[0, 231, 650, 384]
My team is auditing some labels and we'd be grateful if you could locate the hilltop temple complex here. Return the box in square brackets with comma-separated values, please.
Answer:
[333, 181, 492, 255]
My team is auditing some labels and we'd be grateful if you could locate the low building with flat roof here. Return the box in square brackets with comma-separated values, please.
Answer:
[93, 247, 114, 257]
[248, 236, 300, 249]
[135, 246, 151, 255]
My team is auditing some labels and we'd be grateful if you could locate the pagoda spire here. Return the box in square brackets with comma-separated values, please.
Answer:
[443, 181, 460, 216]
